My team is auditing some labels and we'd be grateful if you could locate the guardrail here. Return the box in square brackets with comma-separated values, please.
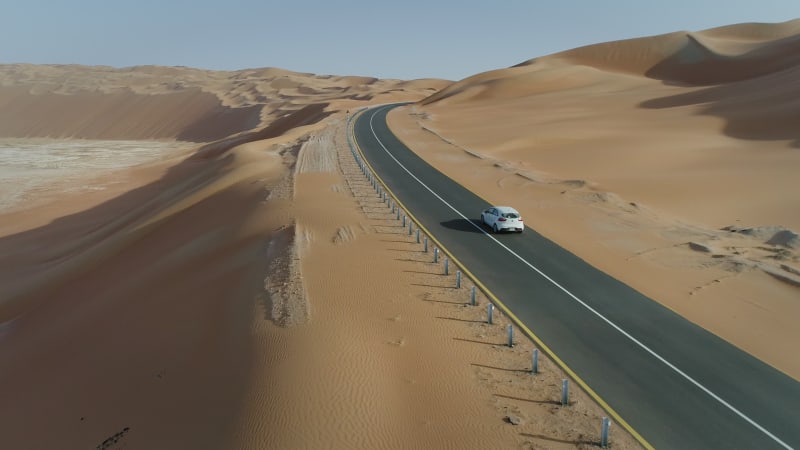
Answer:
[346, 108, 616, 448]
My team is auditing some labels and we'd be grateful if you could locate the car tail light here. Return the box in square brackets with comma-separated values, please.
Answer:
[519, 218, 523, 222]
[498, 217, 507, 222]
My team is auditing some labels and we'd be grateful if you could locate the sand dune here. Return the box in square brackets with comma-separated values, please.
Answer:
[532, 18, 800, 85]
[423, 19, 800, 107]
[392, 19, 800, 379]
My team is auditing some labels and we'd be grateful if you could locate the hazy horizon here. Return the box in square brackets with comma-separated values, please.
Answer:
[2, 1, 798, 80]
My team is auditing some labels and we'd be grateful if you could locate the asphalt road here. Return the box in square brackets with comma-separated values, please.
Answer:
[352, 104, 800, 450]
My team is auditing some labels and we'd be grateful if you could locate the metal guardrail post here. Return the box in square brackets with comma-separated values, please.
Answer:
[601, 417, 611, 448]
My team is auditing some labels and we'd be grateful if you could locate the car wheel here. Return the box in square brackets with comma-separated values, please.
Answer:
[493, 224, 499, 234]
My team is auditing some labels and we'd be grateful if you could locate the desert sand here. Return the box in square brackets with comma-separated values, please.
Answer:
[0, 18, 797, 450]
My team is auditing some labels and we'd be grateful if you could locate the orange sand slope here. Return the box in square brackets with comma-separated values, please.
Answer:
[390, 19, 800, 378]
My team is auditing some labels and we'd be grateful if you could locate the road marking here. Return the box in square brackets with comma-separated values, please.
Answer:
[364, 104, 792, 450]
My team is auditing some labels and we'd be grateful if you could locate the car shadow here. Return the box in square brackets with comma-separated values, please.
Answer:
[440, 218, 486, 234]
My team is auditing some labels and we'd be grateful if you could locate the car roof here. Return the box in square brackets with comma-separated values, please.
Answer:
[493, 206, 519, 213]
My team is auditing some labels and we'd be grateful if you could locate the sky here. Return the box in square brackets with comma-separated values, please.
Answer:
[1, 0, 798, 81]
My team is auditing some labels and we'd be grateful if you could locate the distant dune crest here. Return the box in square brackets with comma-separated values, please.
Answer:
[423, 19, 800, 107]
[0, 64, 450, 142]
[548, 19, 800, 85]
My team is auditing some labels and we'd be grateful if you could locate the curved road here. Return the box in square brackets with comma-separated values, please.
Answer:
[352, 104, 800, 450]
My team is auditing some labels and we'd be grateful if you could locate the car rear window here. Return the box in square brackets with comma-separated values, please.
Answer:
[503, 213, 519, 218]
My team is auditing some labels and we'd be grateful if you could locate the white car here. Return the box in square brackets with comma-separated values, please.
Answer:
[481, 206, 524, 233]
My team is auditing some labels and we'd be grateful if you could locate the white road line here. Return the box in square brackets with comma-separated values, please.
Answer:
[365, 104, 792, 450]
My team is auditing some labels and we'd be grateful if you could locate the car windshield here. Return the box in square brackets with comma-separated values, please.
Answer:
[502, 213, 519, 219]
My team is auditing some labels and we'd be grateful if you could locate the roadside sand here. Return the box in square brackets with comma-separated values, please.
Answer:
[229, 118, 642, 449]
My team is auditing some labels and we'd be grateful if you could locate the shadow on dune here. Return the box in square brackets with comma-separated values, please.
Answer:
[0, 102, 333, 449]
[176, 104, 263, 142]
[639, 67, 800, 148]
[189, 103, 332, 160]
[519, 432, 595, 446]
[643, 33, 800, 86]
